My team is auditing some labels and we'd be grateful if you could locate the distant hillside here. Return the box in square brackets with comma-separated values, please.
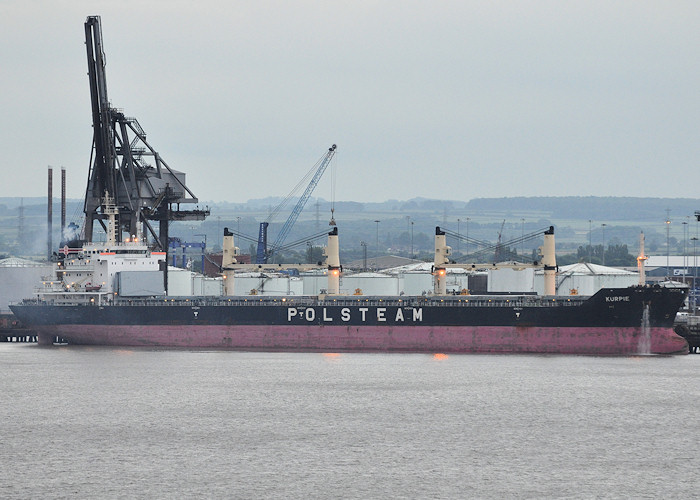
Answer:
[4, 196, 698, 223]
[2, 195, 698, 260]
[466, 197, 700, 221]
[0, 198, 83, 216]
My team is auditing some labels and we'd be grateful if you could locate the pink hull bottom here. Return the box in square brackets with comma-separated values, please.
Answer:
[35, 325, 688, 355]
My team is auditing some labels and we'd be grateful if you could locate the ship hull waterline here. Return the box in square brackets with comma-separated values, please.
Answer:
[27, 324, 687, 355]
[12, 286, 689, 355]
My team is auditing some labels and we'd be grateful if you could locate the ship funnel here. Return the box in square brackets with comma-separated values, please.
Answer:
[433, 226, 451, 295]
[325, 226, 341, 295]
[543, 226, 556, 295]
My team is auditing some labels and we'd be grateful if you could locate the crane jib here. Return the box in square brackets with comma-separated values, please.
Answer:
[255, 144, 337, 264]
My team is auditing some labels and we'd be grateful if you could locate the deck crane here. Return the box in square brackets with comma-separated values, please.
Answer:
[494, 219, 506, 262]
[256, 144, 337, 264]
[441, 225, 549, 264]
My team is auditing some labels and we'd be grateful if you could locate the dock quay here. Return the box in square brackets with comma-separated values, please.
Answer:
[0, 313, 36, 343]
[674, 322, 700, 353]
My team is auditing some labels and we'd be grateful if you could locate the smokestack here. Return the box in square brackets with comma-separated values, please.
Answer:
[61, 167, 66, 238]
[47, 167, 53, 259]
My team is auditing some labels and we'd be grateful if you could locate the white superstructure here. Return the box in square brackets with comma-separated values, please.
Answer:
[35, 193, 166, 304]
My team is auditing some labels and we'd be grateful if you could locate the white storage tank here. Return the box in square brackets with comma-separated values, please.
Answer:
[167, 267, 196, 296]
[200, 277, 224, 296]
[488, 268, 536, 294]
[400, 272, 434, 296]
[339, 273, 399, 296]
[302, 271, 329, 295]
[118, 271, 165, 296]
[535, 263, 638, 296]
[0, 258, 55, 312]
[233, 273, 304, 296]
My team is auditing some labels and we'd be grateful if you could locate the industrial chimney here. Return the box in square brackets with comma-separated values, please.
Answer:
[47, 167, 53, 260]
[61, 167, 66, 238]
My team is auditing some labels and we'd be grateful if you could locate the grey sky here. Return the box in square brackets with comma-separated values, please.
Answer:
[1, 1, 698, 204]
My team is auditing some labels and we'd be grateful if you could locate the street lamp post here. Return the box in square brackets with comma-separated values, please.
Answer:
[405, 216, 411, 257]
[374, 220, 380, 270]
[683, 219, 689, 279]
[361, 241, 368, 271]
[666, 217, 671, 279]
[520, 218, 525, 258]
[465, 217, 470, 259]
[411, 221, 414, 259]
[696, 213, 699, 312]
[601, 223, 607, 265]
[194, 233, 207, 273]
[457, 218, 461, 256]
[194, 233, 207, 248]
[692, 236, 698, 314]
[588, 219, 592, 262]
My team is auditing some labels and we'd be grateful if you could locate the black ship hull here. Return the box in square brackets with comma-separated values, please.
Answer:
[10, 286, 688, 355]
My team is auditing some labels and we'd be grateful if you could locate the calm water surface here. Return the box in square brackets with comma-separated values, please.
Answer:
[2, 344, 699, 499]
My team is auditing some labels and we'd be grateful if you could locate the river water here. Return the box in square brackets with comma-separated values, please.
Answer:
[2, 344, 699, 499]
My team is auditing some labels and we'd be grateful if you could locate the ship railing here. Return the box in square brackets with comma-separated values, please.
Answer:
[21, 294, 587, 308]
[109, 295, 586, 308]
[62, 260, 95, 268]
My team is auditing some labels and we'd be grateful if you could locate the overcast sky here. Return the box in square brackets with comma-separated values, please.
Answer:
[1, 1, 698, 204]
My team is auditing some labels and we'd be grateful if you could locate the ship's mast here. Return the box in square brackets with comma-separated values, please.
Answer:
[637, 231, 647, 286]
[542, 226, 557, 295]
[434, 225, 557, 295]
[325, 227, 341, 295]
[433, 227, 451, 295]
[221, 227, 239, 296]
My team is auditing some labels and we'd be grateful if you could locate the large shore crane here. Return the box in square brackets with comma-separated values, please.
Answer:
[83, 16, 208, 250]
[256, 144, 337, 264]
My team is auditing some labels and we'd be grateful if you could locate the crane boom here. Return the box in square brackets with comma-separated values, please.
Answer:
[256, 144, 337, 263]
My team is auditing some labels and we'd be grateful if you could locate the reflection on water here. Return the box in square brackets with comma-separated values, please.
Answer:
[2, 345, 699, 498]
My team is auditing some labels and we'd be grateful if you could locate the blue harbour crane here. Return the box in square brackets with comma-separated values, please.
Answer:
[256, 144, 337, 264]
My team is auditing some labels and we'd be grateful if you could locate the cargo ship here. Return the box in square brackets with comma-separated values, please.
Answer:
[9, 203, 689, 355]
[11, 17, 688, 354]
[9, 285, 689, 355]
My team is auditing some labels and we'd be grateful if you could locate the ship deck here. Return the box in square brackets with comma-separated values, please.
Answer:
[25, 294, 590, 309]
